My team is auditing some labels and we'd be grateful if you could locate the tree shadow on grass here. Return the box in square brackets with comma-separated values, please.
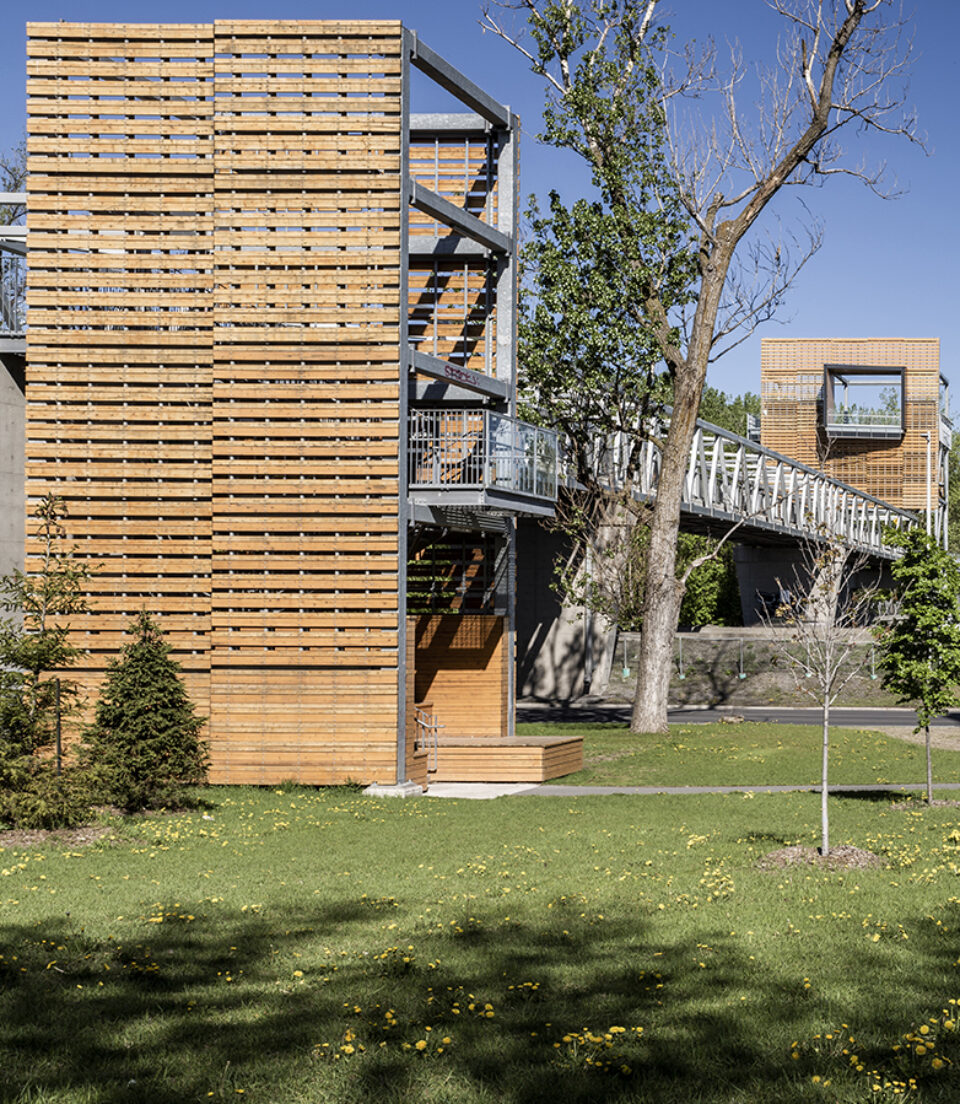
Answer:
[831, 789, 920, 804]
[3, 896, 960, 1104]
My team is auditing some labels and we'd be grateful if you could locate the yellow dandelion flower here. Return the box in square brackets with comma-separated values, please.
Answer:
[932, 1058, 944, 1070]
[415, 1040, 427, 1051]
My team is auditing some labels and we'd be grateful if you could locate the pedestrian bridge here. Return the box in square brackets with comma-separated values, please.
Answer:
[592, 416, 926, 558]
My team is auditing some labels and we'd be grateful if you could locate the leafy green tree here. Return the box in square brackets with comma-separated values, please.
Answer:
[514, 21, 695, 648]
[677, 536, 740, 628]
[878, 529, 960, 804]
[82, 612, 208, 812]
[947, 427, 960, 552]
[698, 387, 760, 438]
[484, 0, 919, 733]
[0, 495, 91, 826]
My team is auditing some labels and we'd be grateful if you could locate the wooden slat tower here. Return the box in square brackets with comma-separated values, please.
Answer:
[761, 338, 947, 527]
[24, 20, 577, 788]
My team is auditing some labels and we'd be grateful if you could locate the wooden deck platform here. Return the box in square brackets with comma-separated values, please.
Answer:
[425, 734, 583, 783]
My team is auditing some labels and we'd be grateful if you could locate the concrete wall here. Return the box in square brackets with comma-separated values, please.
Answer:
[734, 543, 893, 626]
[0, 353, 24, 580]
[733, 545, 807, 626]
[515, 518, 616, 700]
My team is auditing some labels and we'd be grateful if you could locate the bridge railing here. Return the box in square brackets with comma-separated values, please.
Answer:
[564, 415, 926, 556]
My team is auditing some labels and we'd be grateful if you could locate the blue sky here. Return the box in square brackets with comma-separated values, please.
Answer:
[1, 1, 956, 400]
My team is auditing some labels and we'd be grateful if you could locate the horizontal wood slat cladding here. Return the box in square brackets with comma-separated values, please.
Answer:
[25, 22, 215, 725]
[26, 21, 405, 785]
[760, 339, 942, 511]
[428, 737, 583, 783]
[413, 614, 508, 740]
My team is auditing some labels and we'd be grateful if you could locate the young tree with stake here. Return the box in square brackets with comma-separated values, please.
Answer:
[762, 534, 878, 856]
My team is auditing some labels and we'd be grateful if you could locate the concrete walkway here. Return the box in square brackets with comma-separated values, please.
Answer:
[423, 782, 540, 800]
[425, 781, 960, 800]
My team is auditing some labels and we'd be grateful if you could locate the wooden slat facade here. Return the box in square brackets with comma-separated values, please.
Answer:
[26, 21, 216, 725]
[26, 20, 405, 784]
[414, 614, 508, 740]
[408, 131, 500, 377]
[760, 338, 943, 512]
[24, 20, 559, 788]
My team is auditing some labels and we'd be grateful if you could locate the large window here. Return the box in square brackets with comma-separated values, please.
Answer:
[822, 364, 904, 439]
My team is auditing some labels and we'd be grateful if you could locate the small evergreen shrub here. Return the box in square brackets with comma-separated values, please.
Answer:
[1, 763, 89, 830]
[83, 612, 208, 812]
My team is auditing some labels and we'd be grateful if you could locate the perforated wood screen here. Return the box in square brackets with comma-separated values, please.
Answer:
[26, 20, 406, 784]
[760, 338, 942, 511]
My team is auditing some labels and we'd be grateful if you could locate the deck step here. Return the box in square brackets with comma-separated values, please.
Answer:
[427, 735, 582, 783]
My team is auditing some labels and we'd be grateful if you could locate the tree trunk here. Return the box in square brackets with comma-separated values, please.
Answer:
[926, 724, 933, 804]
[631, 542, 681, 732]
[821, 699, 830, 856]
[631, 253, 731, 734]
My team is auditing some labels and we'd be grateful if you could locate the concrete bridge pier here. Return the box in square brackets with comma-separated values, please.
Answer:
[515, 518, 617, 700]
[0, 351, 24, 580]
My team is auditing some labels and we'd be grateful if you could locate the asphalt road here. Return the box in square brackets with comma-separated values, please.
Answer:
[517, 703, 960, 728]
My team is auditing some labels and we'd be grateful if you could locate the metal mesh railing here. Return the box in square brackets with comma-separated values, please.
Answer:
[408, 408, 558, 502]
[0, 253, 25, 335]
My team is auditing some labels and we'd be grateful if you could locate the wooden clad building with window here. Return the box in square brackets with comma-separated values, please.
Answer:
[760, 338, 949, 540]
[24, 20, 579, 789]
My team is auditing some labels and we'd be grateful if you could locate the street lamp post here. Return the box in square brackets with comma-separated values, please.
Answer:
[923, 430, 932, 536]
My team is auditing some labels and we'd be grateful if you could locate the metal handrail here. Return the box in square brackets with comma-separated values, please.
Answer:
[414, 705, 442, 773]
[567, 414, 929, 554]
[408, 408, 559, 502]
[828, 410, 901, 427]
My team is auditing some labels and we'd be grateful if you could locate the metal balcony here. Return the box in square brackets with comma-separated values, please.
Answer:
[408, 408, 558, 518]
[824, 409, 903, 439]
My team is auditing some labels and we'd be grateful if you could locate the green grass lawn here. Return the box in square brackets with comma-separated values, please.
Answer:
[2, 784, 960, 1103]
[515, 722, 960, 788]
